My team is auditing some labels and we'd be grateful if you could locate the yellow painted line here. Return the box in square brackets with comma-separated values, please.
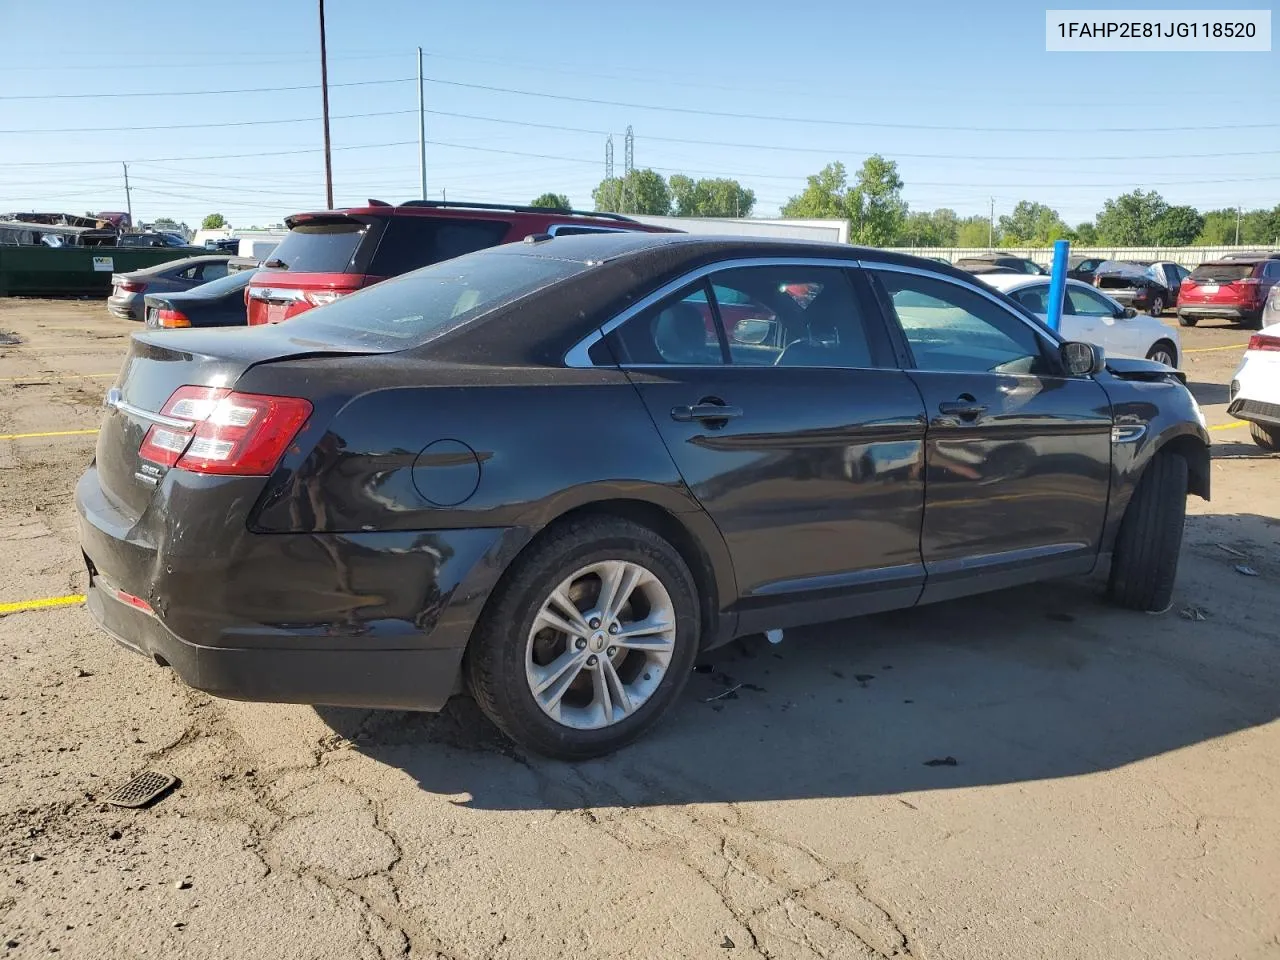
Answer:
[1209, 421, 1249, 431]
[0, 594, 85, 615]
[0, 428, 98, 441]
[1184, 344, 1250, 354]
[0, 373, 114, 383]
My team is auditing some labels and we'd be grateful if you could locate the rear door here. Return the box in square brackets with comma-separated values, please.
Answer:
[611, 260, 928, 629]
[1065, 283, 1143, 358]
[866, 265, 1112, 604]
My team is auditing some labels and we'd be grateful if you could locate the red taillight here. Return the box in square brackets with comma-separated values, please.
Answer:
[1247, 333, 1280, 352]
[118, 279, 146, 293]
[1236, 277, 1264, 304]
[156, 308, 190, 328]
[138, 385, 312, 476]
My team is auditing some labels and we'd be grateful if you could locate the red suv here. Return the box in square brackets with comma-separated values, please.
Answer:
[1177, 252, 1280, 329]
[246, 200, 673, 326]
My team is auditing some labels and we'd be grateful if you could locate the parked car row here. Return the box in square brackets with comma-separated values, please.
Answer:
[78, 231, 1211, 758]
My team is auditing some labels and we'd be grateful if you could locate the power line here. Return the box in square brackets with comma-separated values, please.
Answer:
[0, 109, 415, 135]
[0, 77, 413, 101]
[421, 76, 1280, 133]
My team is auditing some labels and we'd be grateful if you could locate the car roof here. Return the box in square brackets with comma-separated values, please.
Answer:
[131, 254, 232, 275]
[285, 200, 646, 226]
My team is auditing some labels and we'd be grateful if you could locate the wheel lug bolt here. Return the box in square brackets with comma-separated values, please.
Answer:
[606, 647, 617, 657]
[575, 638, 586, 650]
[586, 655, 598, 666]
[589, 617, 601, 629]
[607, 623, 619, 634]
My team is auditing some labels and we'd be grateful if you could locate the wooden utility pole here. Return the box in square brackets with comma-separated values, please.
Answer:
[318, 0, 334, 209]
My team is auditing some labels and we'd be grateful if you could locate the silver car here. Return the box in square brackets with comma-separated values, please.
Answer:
[106, 255, 232, 321]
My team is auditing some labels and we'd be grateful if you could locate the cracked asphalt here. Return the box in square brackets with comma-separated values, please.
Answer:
[1, 299, 1278, 959]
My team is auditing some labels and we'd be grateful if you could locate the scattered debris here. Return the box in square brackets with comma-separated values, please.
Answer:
[1180, 605, 1208, 621]
[703, 684, 743, 703]
[174, 878, 192, 891]
[27, 853, 43, 863]
[924, 756, 958, 767]
[172, 922, 186, 930]
[0, 331, 20, 346]
[720, 935, 735, 949]
[1235, 564, 1260, 577]
[73, 668, 91, 678]
[1216, 543, 1248, 558]
[103, 771, 179, 809]
[107, 829, 122, 841]
[5, 939, 18, 949]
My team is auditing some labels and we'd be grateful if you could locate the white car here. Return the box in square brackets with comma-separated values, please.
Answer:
[1228, 323, 1280, 450]
[980, 274, 1181, 367]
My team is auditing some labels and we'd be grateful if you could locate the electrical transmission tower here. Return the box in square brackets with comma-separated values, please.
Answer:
[605, 135, 614, 182]
[623, 126, 634, 213]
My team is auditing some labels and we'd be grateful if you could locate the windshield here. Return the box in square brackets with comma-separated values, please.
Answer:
[285, 249, 588, 348]
[268, 219, 367, 272]
[1190, 262, 1255, 282]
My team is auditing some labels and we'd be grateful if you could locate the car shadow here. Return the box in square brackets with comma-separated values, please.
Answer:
[1187, 381, 1231, 405]
[1212, 439, 1278, 460]
[316, 513, 1280, 811]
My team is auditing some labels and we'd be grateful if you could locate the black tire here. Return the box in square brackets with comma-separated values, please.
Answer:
[1250, 422, 1280, 451]
[1108, 452, 1188, 612]
[1177, 314, 1198, 327]
[1146, 340, 1178, 367]
[1149, 296, 1164, 317]
[466, 517, 700, 760]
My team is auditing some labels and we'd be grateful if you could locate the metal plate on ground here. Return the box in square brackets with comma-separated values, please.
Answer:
[103, 770, 179, 808]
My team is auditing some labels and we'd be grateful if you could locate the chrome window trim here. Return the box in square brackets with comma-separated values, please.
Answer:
[563, 256, 863, 368]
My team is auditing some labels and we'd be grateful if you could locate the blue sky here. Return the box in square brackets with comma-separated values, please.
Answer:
[1, 0, 1276, 229]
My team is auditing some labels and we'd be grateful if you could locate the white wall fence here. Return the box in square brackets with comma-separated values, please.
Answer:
[886, 245, 1280, 267]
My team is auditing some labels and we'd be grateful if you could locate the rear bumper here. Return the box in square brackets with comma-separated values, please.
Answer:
[76, 466, 523, 711]
[85, 575, 464, 709]
[1177, 304, 1259, 321]
[107, 295, 140, 320]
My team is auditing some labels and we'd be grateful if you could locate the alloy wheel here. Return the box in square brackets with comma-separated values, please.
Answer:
[524, 560, 675, 730]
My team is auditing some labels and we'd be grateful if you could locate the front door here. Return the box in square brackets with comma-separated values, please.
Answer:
[607, 263, 928, 630]
[867, 266, 1113, 604]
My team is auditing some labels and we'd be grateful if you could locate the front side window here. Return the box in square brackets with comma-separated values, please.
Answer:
[873, 270, 1054, 376]
[611, 282, 724, 366]
[1011, 285, 1049, 313]
[1066, 285, 1117, 317]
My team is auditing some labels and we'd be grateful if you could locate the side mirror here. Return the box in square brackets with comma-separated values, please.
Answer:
[1061, 340, 1105, 376]
[731, 317, 773, 345]
[1122, 306, 1138, 319]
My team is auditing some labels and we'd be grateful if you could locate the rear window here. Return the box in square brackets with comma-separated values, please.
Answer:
[368, 217, 509, 276]
[189, 270, 251, 297]
[1190, 262, 1256, 282]
[270, 220, 367, 273]
[285, 249, 587, 347]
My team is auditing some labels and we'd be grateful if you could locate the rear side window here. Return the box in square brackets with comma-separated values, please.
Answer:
[1190, 262, 1255, 282]
[285, 249, 586, 347]
[270, 220, 367, 273]
[369, 217, 510, 276]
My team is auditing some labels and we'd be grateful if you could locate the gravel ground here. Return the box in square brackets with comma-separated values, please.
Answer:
[0, 299, 1277, 960]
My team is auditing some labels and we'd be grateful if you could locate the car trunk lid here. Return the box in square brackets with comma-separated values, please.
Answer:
[246, 214, 379, 326]
[1181, 262, 1260, 304]
[96, 326, 391, 519]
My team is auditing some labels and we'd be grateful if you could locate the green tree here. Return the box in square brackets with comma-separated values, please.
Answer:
[592, 169, 672, 215]
[669, 175, 755, 218]
[1074, 222, 1099, 245]
[997, 201, 1070, 245]
[1095, 190, 1168, 245]
[780, 162, 850, 220]
[957, 214, 995, 247]
[902, 208, 959, 247]
[1196, 209, 1236, 245]
[153, 217, 181, 231]
[201, 213, 227, 230]
[850, 155, 907, 245]
[1152, 205, 1204, 245]
[530, 193, 572, 210]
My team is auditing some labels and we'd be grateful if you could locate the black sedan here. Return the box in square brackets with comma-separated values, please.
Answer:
[106, 255, 232, 321]
[142, 269, 252, 329]
[77, 234, 1210, 759]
